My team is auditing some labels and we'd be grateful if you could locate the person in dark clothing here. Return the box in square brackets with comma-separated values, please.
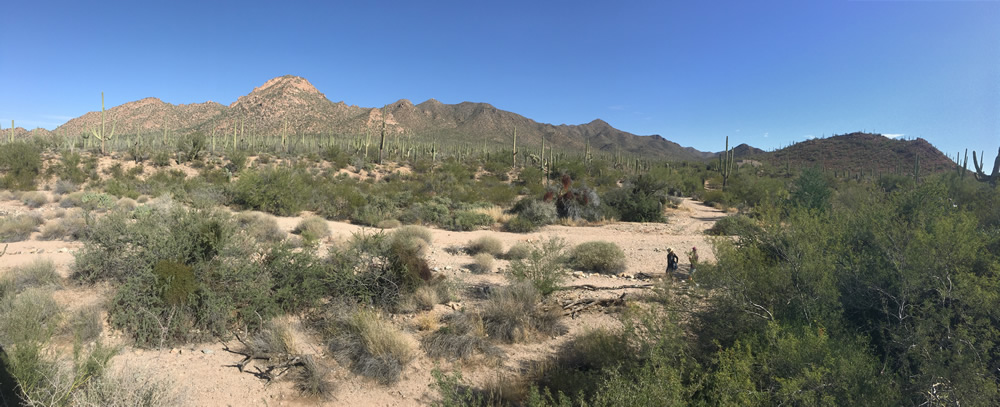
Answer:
[666, 248, 679, 272]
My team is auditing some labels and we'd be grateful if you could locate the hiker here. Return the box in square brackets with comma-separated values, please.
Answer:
[666, 248, 679, 272]
[688, 247, 699, 275]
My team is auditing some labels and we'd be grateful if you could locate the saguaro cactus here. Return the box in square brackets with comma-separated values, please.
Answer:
[511, 126, 518, 170]
[378, 106, 387, 165]
[956, 149, 968, 179]
[720, 136, 735, 191]
[972, 147, 1000, 187]
[89, 92, 116, 155]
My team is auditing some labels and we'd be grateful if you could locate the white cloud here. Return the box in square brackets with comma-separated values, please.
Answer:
[883, 133, 904, 139]
[763, 132, 769, 138]
[804, 134, 816, 140]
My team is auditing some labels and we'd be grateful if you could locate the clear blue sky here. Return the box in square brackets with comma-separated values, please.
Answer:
[2, 0, 998, 158]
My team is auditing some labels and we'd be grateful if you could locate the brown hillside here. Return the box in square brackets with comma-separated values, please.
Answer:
[47, 75, 711, 161]
[765, 132, 954, 175]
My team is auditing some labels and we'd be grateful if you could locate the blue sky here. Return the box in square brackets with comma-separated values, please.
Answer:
[1, 0, 998, 158]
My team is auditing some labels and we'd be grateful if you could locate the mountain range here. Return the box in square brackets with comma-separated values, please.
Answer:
[7, 75, 956, 172]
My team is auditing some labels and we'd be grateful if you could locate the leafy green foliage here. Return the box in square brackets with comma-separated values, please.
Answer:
[229, 166, 311, 216]
[603, 174, 667, 222]
[507, 237, 568, 295]
[0, 141, 42, 190]
[568, 241, 626, 274]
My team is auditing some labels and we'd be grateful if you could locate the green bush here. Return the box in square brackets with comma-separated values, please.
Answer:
[510, 199, 557, 226]
[603, 175, 667, 222]
[229, 166, 311, 216]
[234, 211, 286, 243]
[0, 141, 42, 190]
[503, 242, 532, 260]
[466, 235, 504, 256]
[569, 241, 627, 274]
[20, 191, 48, 208]
[447, 210, 493, 231]
[503, 215, 539, 233]
[152, 260, 196, 307]
[507, 237, 568, 295]
[705, 215, 760, 236]
[0, 287, 62, 345]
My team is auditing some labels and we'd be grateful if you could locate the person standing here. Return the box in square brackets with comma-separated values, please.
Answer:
[687, 247, 699, 276]
[666, 248, 679, 273]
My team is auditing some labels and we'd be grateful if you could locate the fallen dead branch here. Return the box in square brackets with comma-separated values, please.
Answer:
[561, 283, 654, 291]
[561, 293, 627, 317]
[223, 331, 306, 384]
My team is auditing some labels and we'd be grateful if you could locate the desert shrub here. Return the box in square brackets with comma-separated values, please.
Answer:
[446, 210, 493, 231]
[393, 225, 433, 246]
[0, 141, 42, 190]
[326, 230, 428, 308]
[471, 253, 496, 274]
[229, 166, 311, 216]
[603, 174, 667, 222]
[479, 281, 563, 343]
[234, 211, 286, 243]
[411, 285, 440, 311]
[569, 241, 627, 274]
[152, 260, 196, 307]
[503, 215, 539, 233]
[705, 214, 760, 236]
[321, 145, 351, 170]
[50, 153, 88, 185]
[510, 198, 557, 226]
[503, 241, 532, 260]
[352, 195, 400, 227]
[326, 308, 415, 384]
[0, 213, 43, 242]
[40, 209, 87, 240]
[377, 219, 402, 229]
[294, 355, 335, 399]
[71, 367, 184, 407]
[20, 191, 48, 208]
[293, 216, 330, 243]
[421, 313, 505, 362]
[67, 304, 104, 343]
[398, 197, 451, 225]
[60, 191, 115, 211]
[0, 189, 13, 201]
[6, 258, 60, 292]
[151, 151, 172, 167]
[4, 340, 117, 407]
[699, 190, 731, 208]
[466, 235, 504, 256]
[0, 287, 63, 345]
[264, 244, 328, 314]
[507, 237, 568, 295]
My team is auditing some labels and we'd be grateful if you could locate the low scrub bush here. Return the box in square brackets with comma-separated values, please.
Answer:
[503, 215, 539, 233]
[6, 258, 60, 292]
[71, 366, 184, 406]
[0, 287, 63, 345]
[234, 211, 286, 243]
[446, 210, 493, 231]
[0, 213, 43, 242]
[507, 237, 568, 295]
[421, 313, 505, 362]
[603, 175, 667, 222]
[326, 308, 415, 385]
[568, 241, 627, 274]
[20, 191, 48, 208]
[510, 199, 557, 226]
[503, 241, 532, 260]
[293, 216, 330, 243]
[466, 235, 504, 256]
[471, 253, 495, 274]
[479, 281, 563, 343]
[229, 166, 311, 216]
[60, 191, 115, 211]
[39, 209, 88, 240]
[67, 304, 104, 343]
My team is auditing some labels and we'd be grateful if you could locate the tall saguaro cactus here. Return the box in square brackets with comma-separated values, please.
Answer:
[720, 136, 735, 191]
[378, 105, 387, 165]
[511, 126, 518, 170]
[972, 147, 1000, 187]
[90, 92, 116, 155]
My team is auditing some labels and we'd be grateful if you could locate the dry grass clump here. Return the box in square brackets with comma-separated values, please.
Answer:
[0, 189, 15, 201]
[5, 258, 61, 292]
[234, 211, 286, 243]
[67, 304, 104, 343]
[466, 235, 504, 256]
[393, 225, 433, 247]
[53, 179, 77, 195]
[471, 253, 496, 274]
[470, 205, 512, 224]
[0, 287, 63, 345]
[478, 281, 564, 343]
[412, 285, 441, 311]
[327, 308, 415, 385]
[294, 355, 335, 400]
[293, 216, 331, 243]
[21, 191, 49, 208]
[115, 197, 138, 211]
[421, 312, 505, 362]
[40, 209, 87, 241]
[71, 367, 185, 407]
[377, 219, 402, 229]
[0, 212, 44, 242]
[414, 311, 440, 332]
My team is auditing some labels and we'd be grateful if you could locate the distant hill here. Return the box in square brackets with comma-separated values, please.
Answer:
[50, 75, 713, 161]
[762, 132, 953, 175]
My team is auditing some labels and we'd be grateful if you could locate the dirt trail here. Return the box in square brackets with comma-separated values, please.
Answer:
[0, 195, 726, 406]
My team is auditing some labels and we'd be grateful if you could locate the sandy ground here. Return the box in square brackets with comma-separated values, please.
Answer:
[0, 191, 724, 406]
